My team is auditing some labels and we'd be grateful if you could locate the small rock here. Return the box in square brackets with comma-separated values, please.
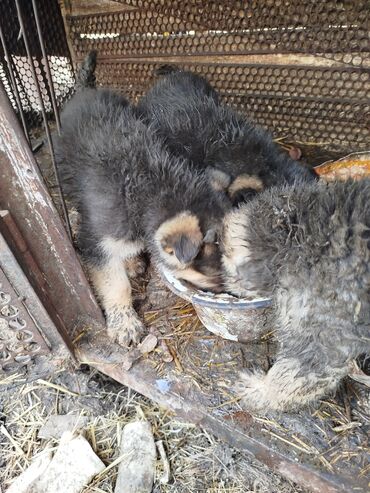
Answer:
[138, 334, 158, 354]
[6, 451, 52, 493]
[29, 432, 105, 493]
[121, 335, 158, 371]
[114, 421, 156, 493]
[38, 414, 89, 440]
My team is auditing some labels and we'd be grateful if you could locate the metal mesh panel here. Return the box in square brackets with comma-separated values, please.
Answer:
[0, 0, 74, 137]
[68, 1, 368, 64]
[0, 272, 49, 374]
[93, 60, 369, 151]
[64, 0, 369, 151]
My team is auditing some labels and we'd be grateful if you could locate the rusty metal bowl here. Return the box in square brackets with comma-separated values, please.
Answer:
[160, 268, 272, 343]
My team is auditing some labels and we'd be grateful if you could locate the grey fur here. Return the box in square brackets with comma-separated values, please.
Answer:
[54, 60, 231, 345]
[55, 88, 228, 269]
[222, 179, 370, 412]
[138, 68, 316, 205]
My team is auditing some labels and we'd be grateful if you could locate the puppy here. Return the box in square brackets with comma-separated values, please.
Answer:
[222, 179, 370, 412]
[55, 56, 230, 347]
[138, 67, 316, 205]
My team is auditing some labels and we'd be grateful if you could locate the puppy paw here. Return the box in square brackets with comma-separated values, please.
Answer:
[124, 256, 147, 279]
[234, 370, 276, 414]
[106, 306, 146, 347]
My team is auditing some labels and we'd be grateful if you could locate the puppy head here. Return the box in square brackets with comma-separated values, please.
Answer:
[155, 212, 203, 267]
[175, 231, 224, 291]
[154, 211, 223, 291]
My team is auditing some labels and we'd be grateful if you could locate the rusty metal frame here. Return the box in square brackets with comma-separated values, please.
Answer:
[0, 80, 104, 346]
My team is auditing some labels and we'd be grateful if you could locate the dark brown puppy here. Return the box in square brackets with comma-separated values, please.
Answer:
[54, 54, 230, 347]
[138, 66, 316, 206]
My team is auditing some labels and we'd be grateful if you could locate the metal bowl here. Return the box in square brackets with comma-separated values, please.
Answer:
[160, 268, 273, 342]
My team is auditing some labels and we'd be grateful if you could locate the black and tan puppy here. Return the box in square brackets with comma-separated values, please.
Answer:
[138, 67, 316, 205]
[222, 179, 370, 412]
[55, 55, 230, 347]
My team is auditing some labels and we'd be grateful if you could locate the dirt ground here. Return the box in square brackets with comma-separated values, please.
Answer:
[0, 365, 308, 493]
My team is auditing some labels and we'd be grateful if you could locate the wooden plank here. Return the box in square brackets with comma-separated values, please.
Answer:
[61, 0, 137, 16]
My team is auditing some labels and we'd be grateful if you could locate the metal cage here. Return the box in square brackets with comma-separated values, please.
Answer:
[0, 2, 369, 492]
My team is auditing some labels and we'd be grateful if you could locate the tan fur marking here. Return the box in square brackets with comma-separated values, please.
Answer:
[175, 267, 220, 291]
[89, 237, 145, 346]
[101, 237, 144, 261]
[155, 212, 202, 268]
[89, 260, 132, 310]
[222, 208, 251, 273]
[124, 255, 147, 279]
[228, 174, 264, 198]
[90, 237, 144, 309]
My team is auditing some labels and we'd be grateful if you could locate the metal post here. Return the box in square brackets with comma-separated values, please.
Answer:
[31, 0, 62, 135]
[0, 23, 30, 145]
[14, 0, 72, 241]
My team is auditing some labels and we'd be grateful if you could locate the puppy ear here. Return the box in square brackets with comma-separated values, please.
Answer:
[205, 167, 231, 192]
[204, 228, 217, 243]
[162, 234, 201, 264]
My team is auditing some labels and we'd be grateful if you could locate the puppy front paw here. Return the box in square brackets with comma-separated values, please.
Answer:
[124, 255, 147, 279]
[234, 370, 277, 414]
[106, 306, 146, 347]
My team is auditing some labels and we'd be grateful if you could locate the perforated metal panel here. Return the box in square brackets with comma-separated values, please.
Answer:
[0, 271, 49, 374]
[0, 0, 74, 134]
[63, 0, 369, 152]
[67, 1, 367, 62]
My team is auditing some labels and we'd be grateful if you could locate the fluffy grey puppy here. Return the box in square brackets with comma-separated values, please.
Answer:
[222, 179, 370, 412]
[54, 57, 230, 347]
[138, 67, 316, 205]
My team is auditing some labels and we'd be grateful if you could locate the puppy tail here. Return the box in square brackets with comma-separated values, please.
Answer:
[155, 64, 179, 76]
[75, 50, 98, 90]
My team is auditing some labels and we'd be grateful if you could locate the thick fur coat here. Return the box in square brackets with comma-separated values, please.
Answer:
[138, 68, 316, 204]
[55, 82, 230, 346]
[222, 179, 370, 411]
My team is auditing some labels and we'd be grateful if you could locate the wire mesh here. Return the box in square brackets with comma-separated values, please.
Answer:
[0, 270, 50, 374]
[63, 0, 369, 151]
[0, 0, 74, 138]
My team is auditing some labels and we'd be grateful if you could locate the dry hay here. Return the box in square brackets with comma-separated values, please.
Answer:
[0, 368, 305, 493]
[139, 290, 370, 480]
